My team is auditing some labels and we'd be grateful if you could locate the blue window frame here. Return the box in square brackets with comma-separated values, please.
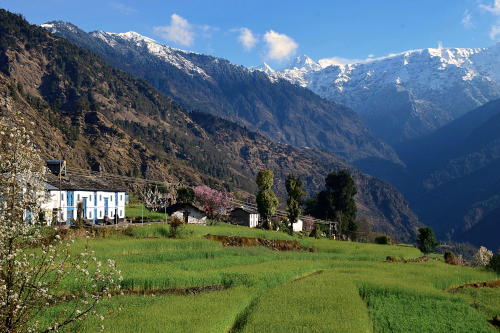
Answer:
[99, 195, 102, 201]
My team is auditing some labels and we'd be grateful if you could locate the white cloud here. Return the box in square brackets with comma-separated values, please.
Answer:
[462, 10, 476, 29]
[263, 30, 298, 62]
[479, 0, 500, 39]
[110, 2, 137, 15]
[490, 25, 500, 39]
[319, 56, 369, 66]
[480, 0, 500, 15]
[232, 28, 258, 52]
[368, 54, 374, 58]
[153, 14, 195, 47]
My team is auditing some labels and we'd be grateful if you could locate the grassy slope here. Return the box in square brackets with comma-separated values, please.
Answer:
[43, 224, 500, 332]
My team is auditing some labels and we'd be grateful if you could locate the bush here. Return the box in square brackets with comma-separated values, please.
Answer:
[417, 227, 439, 254]
[487, 248, 500, 273]
[169, 216, 184, 238]
[444, 251, 456, 265]
[270, 217, 282, 231]
[309, 224, 322, 239]
[375, 235, 392, 245]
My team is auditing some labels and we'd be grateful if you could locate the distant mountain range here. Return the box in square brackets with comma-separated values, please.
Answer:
[397, 99, 500, 249]
[38, 19, 500, 251]
[256, 49, 500, 145]
[40, 21, 404, 178]
[0, 10, 423, 241]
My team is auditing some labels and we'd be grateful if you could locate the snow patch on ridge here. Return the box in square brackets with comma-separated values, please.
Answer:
[91, 30, 212, 81]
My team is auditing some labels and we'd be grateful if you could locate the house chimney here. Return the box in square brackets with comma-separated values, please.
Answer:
[46, 160, 66, 175]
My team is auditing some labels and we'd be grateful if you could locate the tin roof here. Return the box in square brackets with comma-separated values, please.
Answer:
[230, 207, 259, 214]
[44, 173, 127, 192]
[165, 203, 205, 215]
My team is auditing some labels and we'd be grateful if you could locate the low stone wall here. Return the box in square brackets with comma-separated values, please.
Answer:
[204, 234, 312, 252]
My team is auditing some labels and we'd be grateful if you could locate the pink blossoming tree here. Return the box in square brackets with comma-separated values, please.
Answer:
[193, 186, 231, 225]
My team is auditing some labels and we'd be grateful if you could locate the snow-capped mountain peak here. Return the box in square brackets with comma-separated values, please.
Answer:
[285, 55, 323, 72]
[89, 30, 213, 81]
[256, 44, 500, 143]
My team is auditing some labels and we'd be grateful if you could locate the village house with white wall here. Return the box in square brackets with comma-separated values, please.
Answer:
[42, 161, 127, 225]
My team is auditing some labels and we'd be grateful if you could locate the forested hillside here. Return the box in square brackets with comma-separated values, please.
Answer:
[41, 21, 404, 177]
[389, 98, 500, 248]
[0, 10, 422, 240]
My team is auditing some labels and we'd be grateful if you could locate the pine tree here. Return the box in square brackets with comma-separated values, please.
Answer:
[256, 170, 278, 229]
[285, 174, 305, 235]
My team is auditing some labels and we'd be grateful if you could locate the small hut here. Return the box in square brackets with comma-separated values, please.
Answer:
[229, 207, 259, 228]
[165, 203, 207, 225]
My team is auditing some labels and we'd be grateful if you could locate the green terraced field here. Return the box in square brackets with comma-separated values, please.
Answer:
[42, 223, 500, 332]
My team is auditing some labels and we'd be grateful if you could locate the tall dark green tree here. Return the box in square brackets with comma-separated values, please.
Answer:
[177, 187, 195, 204]
[304, 170, 358, 239]
[256, 170, 278, 229]
[285, 174, 305, 235]
[417, 227, 439, 255]
[177, 186, 196, 224]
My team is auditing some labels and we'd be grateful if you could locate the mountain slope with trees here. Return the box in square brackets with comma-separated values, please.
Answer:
[390, 98, 500, 248]
[0, 9, 422, 241]
[41, 21, 404, 176]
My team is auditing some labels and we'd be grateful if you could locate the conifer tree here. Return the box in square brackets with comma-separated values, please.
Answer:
[256, 170, 278, 229]
[286, 174, 305, 235]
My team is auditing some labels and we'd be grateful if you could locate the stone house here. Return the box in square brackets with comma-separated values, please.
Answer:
[165, 203, 207, 225]
[229, 207, 259, 228]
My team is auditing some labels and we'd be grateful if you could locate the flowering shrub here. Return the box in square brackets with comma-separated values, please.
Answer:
[471, 246, 493, 267]
[0, 113, 121, 332]
[303, 215, 315, 231]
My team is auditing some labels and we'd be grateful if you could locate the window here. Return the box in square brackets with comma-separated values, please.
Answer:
[61, 193, 64, 201]
[100, 211, 102, 218]
[89, 211, 92, 218]
[100, 195, 102, 201]
[89, 195, 92, 202]
[111, 196, 113, 202]
[77, 194, 80, 201]
[120, 210, 123, 217]
[120, 195, 123, 201]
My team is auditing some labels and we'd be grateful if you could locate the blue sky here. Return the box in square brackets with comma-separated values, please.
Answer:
[3, 0, 500, 68]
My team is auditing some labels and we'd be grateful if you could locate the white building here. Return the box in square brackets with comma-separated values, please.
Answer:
[43, 161, 127, 225]
[290, 219, 303, 232]
[165, 203, 207, 225]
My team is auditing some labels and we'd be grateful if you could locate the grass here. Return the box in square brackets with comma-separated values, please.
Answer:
[453, 287, 500, 327]
[125, 201, 169, 221]
[40, 223, 500, 332]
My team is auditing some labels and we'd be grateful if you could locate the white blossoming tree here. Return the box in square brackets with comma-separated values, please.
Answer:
[138, 184, 161, 212]
[471, 246, 494, 268]
[0, 112, 122, 332]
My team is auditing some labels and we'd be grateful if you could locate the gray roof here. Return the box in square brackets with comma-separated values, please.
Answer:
[44, 174, 127, 192]
[165, 203, 204, 215]
[43, 181, 59, 191]
[231, 207, 259, 214]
